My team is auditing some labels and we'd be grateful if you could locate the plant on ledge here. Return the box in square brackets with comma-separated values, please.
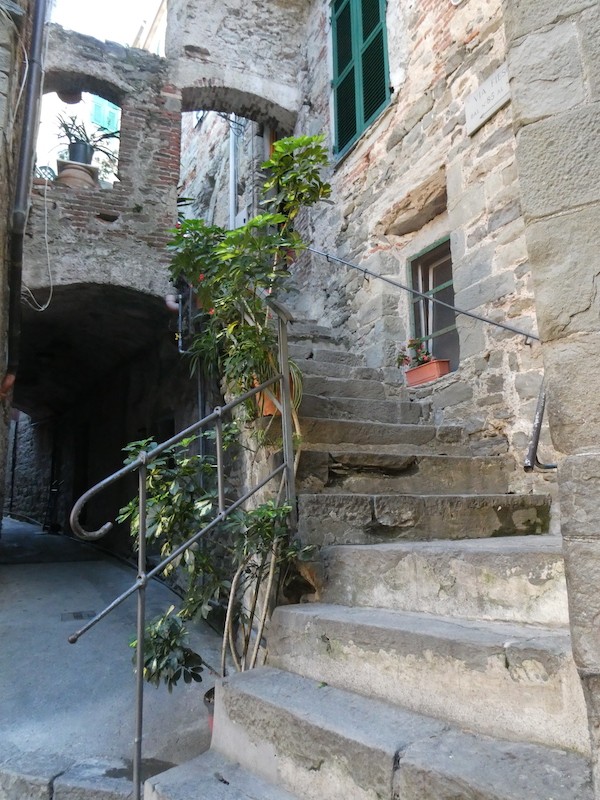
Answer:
[397, 337, 433, 368]
[397, 338, 451, 387]
[57, 114, 120, 170]
[167, 134, 331, 413]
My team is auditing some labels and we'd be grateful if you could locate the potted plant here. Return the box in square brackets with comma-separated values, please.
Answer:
[57, 114, 119, 166]
[397, 338, 450, 387]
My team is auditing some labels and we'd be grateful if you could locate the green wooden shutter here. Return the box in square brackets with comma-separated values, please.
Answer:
[333, 0, 357, 152]
[332, 0, 389, 155]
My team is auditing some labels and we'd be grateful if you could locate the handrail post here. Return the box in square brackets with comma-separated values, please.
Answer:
[215, 413, 226, 514]
[277, 313, 297, 528]
[133, 456, 147, 800]
[524, 382, 557, 472]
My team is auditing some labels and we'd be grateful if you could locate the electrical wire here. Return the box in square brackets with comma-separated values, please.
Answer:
[21, 176, 54, 311]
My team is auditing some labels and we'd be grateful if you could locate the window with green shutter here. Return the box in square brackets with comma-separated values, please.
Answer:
[332, 0, 390, 156]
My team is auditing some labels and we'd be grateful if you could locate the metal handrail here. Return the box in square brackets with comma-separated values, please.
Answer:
[308, 246, 539, 342]
[68, 307, 296, 800]
[307, 246, 554, 471]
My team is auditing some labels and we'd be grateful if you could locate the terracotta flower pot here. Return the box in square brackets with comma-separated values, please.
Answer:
[254, 374, 297, 416]
[405, 359, 450, 387]
[56, 163, 96, 189]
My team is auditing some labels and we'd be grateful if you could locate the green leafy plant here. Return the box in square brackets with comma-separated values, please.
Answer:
[119, 433, 303, 687]
[57, 114, 120, 158]
[117, 435, 232, 621]
[130, 606, 204, 692]
[167, 134, 331, 409]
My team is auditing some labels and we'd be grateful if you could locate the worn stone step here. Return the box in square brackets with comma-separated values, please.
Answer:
[300, 394, 421, 424]
[288, 320, 345, 344]
[298, 492, 551, 546]
[296, 450, 515, 495]
[394, 729, 592, 800]
[289, 343, 362, 361]
[296, 358, 386, 382]
[212, 666, 446, 800]
[302, 374, 391, 400]
[145, 750, 300, 800]
[299, 418, 466, 450]
[321, 535, 568, 625]
[211, 667, 590, 800]
[268, 604, 587, 752]
[310, 347, 366, 365]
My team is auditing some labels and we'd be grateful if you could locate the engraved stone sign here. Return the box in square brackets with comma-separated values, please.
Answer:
[465, 63, 511, 136]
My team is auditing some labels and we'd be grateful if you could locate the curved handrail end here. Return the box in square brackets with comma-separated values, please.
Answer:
[70, 515, 114, 541]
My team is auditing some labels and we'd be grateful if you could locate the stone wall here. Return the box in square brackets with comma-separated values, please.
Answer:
[25, 25, 181, 296]
[285, 0, 552, 476]
[0, 1, 32, 530]
[4, 412, 54, 526]
[167, 0, 308, 127]
[503, 0, 600, 787]
[167, 0, 553, 476]
[180, 111, 276, 227]
[4, 21, 191, 542]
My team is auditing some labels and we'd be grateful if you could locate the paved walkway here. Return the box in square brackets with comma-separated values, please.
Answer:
[0, 517, 222, 798]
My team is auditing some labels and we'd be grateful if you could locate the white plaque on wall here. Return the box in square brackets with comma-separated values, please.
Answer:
[465, 63, 511, 136]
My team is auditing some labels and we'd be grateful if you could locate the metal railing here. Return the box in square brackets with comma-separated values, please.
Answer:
[68, 305, 296, 800]
[307, 246, 556, 471]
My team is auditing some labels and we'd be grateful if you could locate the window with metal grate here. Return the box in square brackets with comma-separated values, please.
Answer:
[332, 0, 390, 157]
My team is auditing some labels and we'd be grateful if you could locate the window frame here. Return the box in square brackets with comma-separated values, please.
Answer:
[409, 239, 460, 370]
[331, 0, 391, 158]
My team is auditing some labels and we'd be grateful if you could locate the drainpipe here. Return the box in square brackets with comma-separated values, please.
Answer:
[228, 113, 237, 229]
[1, 0, 48, 398]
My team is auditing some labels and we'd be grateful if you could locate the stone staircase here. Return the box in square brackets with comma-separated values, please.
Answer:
[145, 322, 592, 799]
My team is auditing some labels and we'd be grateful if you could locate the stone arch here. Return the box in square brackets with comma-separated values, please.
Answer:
[43, 70, 125, 108]
[181, 81, 298, 132]
[15, 283, 169, 419]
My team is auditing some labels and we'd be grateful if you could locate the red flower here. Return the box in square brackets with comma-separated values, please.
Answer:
[198, 273, 205, 282]
[208, 308, 215, 315]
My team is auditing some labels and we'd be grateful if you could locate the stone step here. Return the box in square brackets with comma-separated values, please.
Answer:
[297, 492, 551, 546]
[310, 347, 366, 365]
[288, 320, 345, 344]
[302, 374, 392, 400]
[321, 535, 568, 625]
[296, 450, 515, 495]
[300, 394, 421, 424]
[289, 342, 363, 362]
[211, 667, 591, 800]
[268, 605, 588, 752]
[299, 418, 466, 449]
[295, 358, 386, 382]
[212, 666, 445, 800]
[145, 750, 300, 800]
[394, 729, 592, 800]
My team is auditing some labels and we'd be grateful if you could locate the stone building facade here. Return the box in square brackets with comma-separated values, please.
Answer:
[0, 0, 33, 520]
[3, 0, 600, 795]
[174, 0, 551, 481]
[2, 20, 197, 540]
